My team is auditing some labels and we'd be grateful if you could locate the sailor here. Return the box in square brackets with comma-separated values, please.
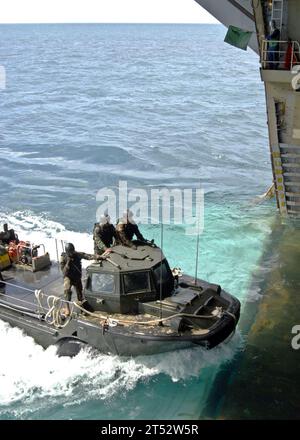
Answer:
[93, 214, 117, 256]
[60, 243, 97, 315]
[116, 210, 147, 249]
[267, 20, 281, 69]
[0, 224, 19, 245]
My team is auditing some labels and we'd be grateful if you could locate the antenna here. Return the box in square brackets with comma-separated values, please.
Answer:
[194, 200, 202, 286]
[159, 221, 163, 321]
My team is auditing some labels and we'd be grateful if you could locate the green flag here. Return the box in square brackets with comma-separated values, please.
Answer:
[224, 25, 253, 51]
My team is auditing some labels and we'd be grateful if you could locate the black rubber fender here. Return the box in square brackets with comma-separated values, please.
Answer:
[55, 337, 87, 357]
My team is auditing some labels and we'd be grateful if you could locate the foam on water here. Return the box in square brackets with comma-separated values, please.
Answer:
[0, 23, 280, 418]
[0, 318, 242, 418]
[0, 320, 152, 406]
[0, 211, 244, 418]
[0, 210, 94, 266]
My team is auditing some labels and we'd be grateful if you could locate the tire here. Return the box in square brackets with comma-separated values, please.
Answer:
[55, 338, 87, 357]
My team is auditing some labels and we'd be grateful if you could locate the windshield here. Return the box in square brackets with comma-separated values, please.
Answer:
[123, 271, 150, 294]
[91, 273, 115, 294]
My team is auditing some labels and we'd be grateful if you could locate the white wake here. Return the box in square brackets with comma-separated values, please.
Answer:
[0, 211, 242, 417]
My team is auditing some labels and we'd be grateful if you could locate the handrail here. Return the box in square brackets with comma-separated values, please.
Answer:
[0, 282, 77, 328]
[0, 280, 70, 310]
[261, 39, 300, 71]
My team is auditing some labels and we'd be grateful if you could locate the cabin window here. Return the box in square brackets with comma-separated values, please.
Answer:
[123, 271, 150, 294]
[91, 273, 115, 294]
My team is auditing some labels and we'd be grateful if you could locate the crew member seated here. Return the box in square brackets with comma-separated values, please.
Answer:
[0, 224, 19, 245]
[116, 210, 147, 249]
[93, 214, 117, 256]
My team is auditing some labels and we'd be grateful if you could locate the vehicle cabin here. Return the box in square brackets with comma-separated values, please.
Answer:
[84, 244, 174, 314]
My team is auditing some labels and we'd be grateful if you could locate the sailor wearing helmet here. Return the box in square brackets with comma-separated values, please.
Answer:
[116, 209, 147, 249]
[60, 243, 97, 315]
[93, 213, 117, 256]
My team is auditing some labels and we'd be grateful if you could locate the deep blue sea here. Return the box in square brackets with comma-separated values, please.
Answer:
[0, 24, 277, 419]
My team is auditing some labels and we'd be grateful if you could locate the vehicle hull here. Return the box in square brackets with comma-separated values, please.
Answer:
[0, 286, 240, 356]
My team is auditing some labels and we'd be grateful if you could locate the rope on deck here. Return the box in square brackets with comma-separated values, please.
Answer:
[35, 290, 74, 329]
[1, 280, 237, 330]
[72, 301, 223, 327]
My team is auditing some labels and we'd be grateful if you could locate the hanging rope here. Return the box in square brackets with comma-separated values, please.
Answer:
[72, 301, 227, 327]
[1, 271, 237, 331]
[34, 290, 73, 329]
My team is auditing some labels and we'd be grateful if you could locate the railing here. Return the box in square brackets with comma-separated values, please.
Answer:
[55, 238, 65, 262]
[261, 40, 300, 70]
[0, 280, 78, 327]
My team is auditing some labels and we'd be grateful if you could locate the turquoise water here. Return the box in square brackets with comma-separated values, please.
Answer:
[0, 24, 277, 419]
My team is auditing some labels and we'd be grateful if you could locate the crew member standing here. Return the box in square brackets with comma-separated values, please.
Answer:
[267, 20, 281, 69]
[93, 214, 117, 255]
[60, 243, 96, 315]
[116, 210, 147, 249]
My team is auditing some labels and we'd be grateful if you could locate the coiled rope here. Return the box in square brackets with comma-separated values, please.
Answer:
[35, 290, 73, 328]
[3, 281, 237, 330]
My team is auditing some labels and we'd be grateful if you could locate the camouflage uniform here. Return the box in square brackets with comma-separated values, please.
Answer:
[60, 251, 94, 302]
[93, 223, 117, 255]
[116, 220, 145, 248]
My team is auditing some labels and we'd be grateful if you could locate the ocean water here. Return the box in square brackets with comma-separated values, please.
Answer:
[0, 24, 277, 419]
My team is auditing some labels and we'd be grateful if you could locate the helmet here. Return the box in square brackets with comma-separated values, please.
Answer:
[123, 209, 134, 223]
[100, 214, 111, 225]
[65, 243, 75, 256]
